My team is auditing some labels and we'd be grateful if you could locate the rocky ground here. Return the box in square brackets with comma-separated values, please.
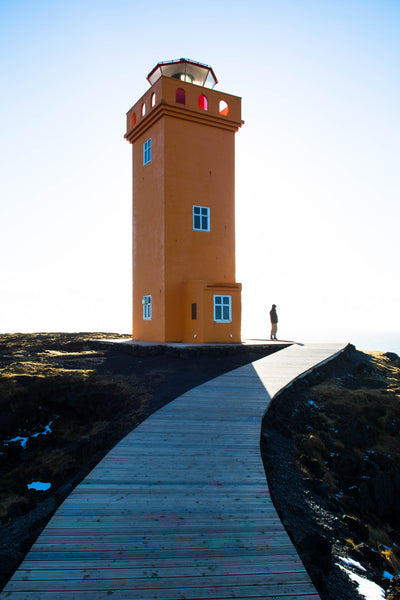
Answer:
[0, 332, 283, 592]
[262, 344, 400, 599]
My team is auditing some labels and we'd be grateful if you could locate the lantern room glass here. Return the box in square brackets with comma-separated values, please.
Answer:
[147, 58, 218, 89]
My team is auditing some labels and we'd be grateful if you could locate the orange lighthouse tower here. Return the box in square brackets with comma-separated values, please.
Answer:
[125, 59, 243, 343]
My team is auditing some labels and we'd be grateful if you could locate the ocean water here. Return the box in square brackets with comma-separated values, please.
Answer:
[301, 331, 400, 356]
[248, 328, 400, 356]
[344, 331, 400, 356]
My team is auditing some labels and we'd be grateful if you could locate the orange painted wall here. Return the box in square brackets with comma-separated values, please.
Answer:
[203, 285, 242, 344]
[131, 117, 165, 341]
[163, 115, 236, 341]
[125, 76, 243, 343]
[183, 282, 242, 343]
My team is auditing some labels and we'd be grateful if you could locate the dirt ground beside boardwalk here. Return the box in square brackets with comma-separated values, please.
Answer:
[262, 345, 400, 600]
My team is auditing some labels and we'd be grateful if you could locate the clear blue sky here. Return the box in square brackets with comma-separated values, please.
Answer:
[1, 0, 399, 350]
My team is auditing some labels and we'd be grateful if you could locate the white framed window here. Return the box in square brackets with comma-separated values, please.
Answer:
[143, 138, 151, 165]
[142, 295, 152, 320]
[193, 205, 210, 231]
[214, 295, 232, 322]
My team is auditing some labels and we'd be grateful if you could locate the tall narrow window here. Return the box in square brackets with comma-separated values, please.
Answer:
[151, 92, 156, 107]
[214, 295, 232, 322]
[131, 112, 136, 127]
[142, 295, 152, 320]
[219, 100, 229, 116]
[198, 94, 208, 110]
[176, 88, 186, 104]
[143, 138, 151, 165]
[193, 206, 210, 231]
[141, 103, 146, 117]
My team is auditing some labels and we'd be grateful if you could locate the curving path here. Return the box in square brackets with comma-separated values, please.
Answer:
[1, 342, 347, 599]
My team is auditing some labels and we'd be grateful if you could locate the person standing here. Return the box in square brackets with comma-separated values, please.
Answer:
[270, 304, 278, 340]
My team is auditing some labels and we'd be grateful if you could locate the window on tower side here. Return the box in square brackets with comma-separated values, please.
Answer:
[214, 295, 232, 323]
[143, 138, 151, 165]
[193, 206, 210, 231]
[176, 88, 185, 104]
[198, 94, 208, 110]
[219, 100, 229, 116]
[142, 295, 152, 320]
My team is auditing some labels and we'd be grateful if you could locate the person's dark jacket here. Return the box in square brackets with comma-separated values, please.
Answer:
[270, 307, 278, 324]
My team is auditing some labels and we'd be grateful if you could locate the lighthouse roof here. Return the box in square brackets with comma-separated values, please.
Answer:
[147, 58, 218, 89]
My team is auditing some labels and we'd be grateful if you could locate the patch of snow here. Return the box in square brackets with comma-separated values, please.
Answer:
[382, 571, 393, 579]
[4, 420, 54, 450]
[308, 400, 318, 407]
[5, 436, 29, 449]
[27, 482, 51, 491]
[337, 564, 385, 600]
[32, 421, 53, 438]
[338, 556, 366, 572]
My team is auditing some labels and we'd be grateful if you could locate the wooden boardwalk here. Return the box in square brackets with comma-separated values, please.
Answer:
[1, 342, 346, 599]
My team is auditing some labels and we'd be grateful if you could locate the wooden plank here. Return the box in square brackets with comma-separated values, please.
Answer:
[12, 562, 309, 580]
[5, 573, 315, 591]
[25, 548, 305, 569]
[20, 555, 307, 571]
[25, 545, 303, 559]
[31, 538, 296, 551]
[0, 585, 319, 600]
[41, 524, 286, 536]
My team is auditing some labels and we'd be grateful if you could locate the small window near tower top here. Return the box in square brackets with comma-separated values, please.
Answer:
[131, 112, 136, 127]
[141, 103, 146, 117]
[219, 100, 229, 116]
[143, 138, 151, 165]
[151, 93, 156, 108]
[198, 95, 208, 110]
[176, 88, 185, 104]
